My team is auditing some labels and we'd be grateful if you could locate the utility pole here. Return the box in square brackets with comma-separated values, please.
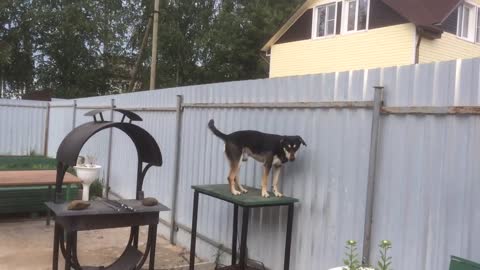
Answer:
[149, 0, 160, 90]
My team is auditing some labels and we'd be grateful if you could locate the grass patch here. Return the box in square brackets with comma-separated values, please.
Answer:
[0, 156, 57, 171]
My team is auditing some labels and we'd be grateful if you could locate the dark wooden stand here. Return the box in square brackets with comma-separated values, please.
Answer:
[189, 184, 298, 270]
[46, 199, 169, 270]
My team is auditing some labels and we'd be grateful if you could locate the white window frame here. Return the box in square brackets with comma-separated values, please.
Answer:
[457, 2, 477, 42]
[476, 7, 480, 43]
[342, 0, 370, 34]
[312, 2, 338, 39]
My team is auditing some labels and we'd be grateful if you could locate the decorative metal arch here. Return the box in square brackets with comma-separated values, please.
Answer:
[54, 109, 162, 201]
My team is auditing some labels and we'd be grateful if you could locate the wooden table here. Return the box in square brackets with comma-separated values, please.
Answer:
[189, 184, 299, 270]
[0, 170, 81, 224]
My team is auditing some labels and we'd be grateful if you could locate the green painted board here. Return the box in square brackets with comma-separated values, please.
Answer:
[450, 256, 480, 270]
[0, 185, 79, 214]
[192, 184, 299, 207]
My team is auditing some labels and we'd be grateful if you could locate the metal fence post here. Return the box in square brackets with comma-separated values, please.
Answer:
[362, 86, 384, 264]
[72, 100, 77, 130]
[170, 95, 184, 244]
[105, 99, 116, 198]
[43, 103, 51, 156]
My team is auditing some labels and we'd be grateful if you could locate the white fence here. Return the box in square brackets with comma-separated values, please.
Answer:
[0, 99, 49, 156]
[2, 58, 480, 270]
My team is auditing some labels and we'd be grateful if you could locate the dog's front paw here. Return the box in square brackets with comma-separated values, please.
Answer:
[231, 189, 242, 196]
[261, 190, 270, 198]
[239, 187, 248, 193]
[273, 190, 283, 197]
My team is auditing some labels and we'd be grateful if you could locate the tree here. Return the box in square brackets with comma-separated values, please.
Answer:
[0, 0, 302, 98]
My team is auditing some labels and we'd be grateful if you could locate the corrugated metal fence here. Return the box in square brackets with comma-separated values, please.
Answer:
[0, 99, 48, 156]
[2, 58, 480, 270]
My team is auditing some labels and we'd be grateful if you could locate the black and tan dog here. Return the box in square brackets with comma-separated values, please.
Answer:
[208, 120, 306, 198]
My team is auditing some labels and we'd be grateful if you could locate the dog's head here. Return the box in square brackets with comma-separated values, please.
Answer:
[280, 136, 307, 161]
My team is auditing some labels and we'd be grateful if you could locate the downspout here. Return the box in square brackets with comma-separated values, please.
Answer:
[415, 27, 423, 64]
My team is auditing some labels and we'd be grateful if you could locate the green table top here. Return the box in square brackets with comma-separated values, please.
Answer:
[192, 184, 299, 207]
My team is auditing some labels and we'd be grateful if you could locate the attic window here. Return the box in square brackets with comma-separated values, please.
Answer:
[343, 0, 369, 32]
[457, 3, 476, 42]
[313, 3, 338, 38]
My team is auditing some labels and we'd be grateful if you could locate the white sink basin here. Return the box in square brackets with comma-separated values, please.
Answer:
[74, 165, 101, 201]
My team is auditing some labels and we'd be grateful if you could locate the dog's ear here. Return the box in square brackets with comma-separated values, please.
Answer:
[297, 136, 307, 146]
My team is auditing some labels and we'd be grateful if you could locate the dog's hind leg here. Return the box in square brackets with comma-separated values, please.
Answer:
[235, 161, 248, 193]
[225, 143, 242, 195]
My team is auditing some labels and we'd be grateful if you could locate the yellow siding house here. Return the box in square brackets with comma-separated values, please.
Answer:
[262, 0, 480, 78]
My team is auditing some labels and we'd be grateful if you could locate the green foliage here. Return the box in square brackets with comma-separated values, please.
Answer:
[0, 156, 56, 171]
[340, 240, 393, 270]
[343, 240, 361, 270]
[89, 179, 103, 200]
[376, 240, 392, 270]
[1, 0, 302, 98]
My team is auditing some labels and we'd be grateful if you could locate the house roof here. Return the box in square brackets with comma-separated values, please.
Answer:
[261, 0, 462, 51]
[382, 0, 461, 27]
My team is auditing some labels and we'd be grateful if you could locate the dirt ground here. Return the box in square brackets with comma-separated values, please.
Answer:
[0, 218, 213, 270]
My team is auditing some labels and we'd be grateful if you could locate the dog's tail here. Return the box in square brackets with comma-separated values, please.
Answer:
[208, 119, 228, 140]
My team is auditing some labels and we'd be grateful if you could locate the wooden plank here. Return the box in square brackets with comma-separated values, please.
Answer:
[183, 101, 374, 109]
[0, 104, 47, 109]
[0, 170, 81, 187]
[382, 106, 480, 115]
[120, 107, 177, 112]
[362, 87, 383, 264]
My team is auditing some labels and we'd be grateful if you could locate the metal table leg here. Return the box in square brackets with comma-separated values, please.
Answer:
[189, 191, 199, 270]
[52, 223, 60, 270]
[231, 204, 238, 265]
[239, 207, 250, 270]
[65, 231, 73, 270]
[149, 225, 158, 270]
[133, 226, 139, 248]
[284, 204, 294, 270]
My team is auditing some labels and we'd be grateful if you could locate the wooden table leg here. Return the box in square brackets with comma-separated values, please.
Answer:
[239, 207, 250, 270]
[189, 191, 199, 270]
[231, 204, 238, 265]
[284, 204, 294, 270]
[47, 185, 52, 226]
[149, 225, 158, 270]
[52, 223, 60, 270]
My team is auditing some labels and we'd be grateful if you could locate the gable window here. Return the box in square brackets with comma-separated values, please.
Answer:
[457, 3, 476, 41]
[344, 0, 369, 32]
[314, 3, 338, 38]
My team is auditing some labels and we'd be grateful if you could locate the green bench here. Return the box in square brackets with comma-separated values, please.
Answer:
[450, 256, 480, 270]
[0, 170, 81, 224]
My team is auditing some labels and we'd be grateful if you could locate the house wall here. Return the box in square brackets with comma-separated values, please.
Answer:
[269, 23, 415, 77]
[274, 0, 407, 46]
[276, 9, 313, 45]
[419, 33, 480, 63]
